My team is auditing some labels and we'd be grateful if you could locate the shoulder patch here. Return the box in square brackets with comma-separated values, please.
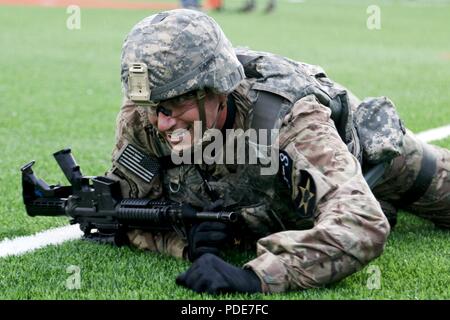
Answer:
[279, 150, 294, 191]
[117, 144, 160, 183]
[294, 170, 316, 219]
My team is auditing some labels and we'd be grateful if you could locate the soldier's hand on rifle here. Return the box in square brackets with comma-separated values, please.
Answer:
[187, 221, 229, 261]
[176, 253, 262, 294]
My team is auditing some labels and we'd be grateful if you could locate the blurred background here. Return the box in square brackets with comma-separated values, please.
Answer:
[0, 0, 449, 299]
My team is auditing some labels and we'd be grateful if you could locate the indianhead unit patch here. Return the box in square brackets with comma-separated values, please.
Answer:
[294, 170, 316, 219]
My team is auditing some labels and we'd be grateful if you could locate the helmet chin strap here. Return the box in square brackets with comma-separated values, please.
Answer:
[196, 89, 224, 134]
[210, 101, 225, 130]
[196, 89, 208, 134]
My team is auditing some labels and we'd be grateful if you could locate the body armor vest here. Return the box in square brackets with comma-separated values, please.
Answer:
[235, 48, 362, 162]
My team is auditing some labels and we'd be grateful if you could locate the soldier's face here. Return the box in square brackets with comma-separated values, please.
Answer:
[148, 93, 227, 150]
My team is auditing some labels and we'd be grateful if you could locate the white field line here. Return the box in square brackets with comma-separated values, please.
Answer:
[415, 124, 450, 143]
[0, 224, 83, 258]
[0, 124, 449, 258]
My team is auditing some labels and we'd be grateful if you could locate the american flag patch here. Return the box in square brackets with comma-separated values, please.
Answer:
[117, 144, 160, 183]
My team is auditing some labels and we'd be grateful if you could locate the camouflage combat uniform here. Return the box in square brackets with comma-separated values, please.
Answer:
[109, 10, 450, 293]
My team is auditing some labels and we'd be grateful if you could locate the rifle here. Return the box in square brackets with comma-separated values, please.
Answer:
[20, 149, 237, 245]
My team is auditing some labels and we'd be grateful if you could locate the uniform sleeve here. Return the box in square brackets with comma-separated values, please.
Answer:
[106, 99, 187, 259]
[244, 95, 391, 292]
[105, 99, 161, 198]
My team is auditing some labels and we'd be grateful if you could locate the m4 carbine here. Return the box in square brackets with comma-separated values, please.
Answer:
[20, 149, 237, 245]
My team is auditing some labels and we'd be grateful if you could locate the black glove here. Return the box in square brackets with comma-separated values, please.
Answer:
[176, 253, 262, 294]
[187, 221, 228, 261]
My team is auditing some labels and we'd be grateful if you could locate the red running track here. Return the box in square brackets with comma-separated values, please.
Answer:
[0, 0, 179, 10]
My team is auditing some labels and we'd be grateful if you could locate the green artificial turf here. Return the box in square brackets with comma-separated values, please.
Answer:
[0, 0, 449, 299]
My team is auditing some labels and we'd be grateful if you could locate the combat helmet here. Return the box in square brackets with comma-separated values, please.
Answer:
[121, 9, 245, 133]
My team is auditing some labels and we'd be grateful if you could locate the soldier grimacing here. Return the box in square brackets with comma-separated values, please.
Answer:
[106, 9, 450, 294]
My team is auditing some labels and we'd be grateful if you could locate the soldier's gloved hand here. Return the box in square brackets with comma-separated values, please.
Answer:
[187, 222, 229, 262]
[176, 253, 262, 294]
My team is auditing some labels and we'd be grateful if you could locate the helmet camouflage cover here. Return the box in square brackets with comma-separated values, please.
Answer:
[121, 9, 245, 105]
